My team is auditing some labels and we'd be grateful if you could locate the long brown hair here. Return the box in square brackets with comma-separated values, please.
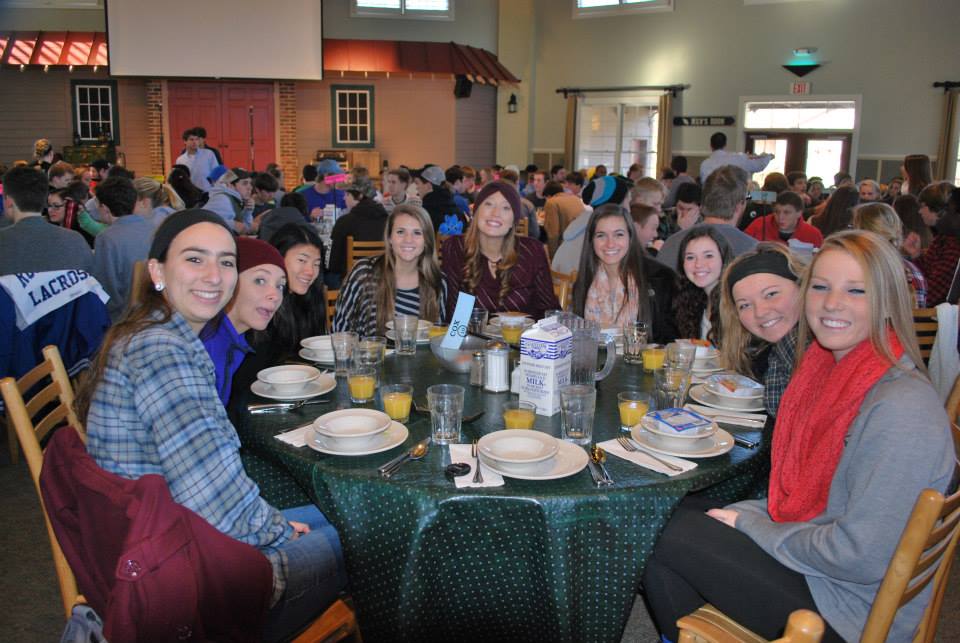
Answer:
[462, 205, 518, 308]
[903, 154, 932, 195]
[374, 204, 444, 332]
[672, 227, 732, 344]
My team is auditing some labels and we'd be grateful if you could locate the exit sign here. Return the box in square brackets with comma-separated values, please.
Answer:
[791, 81, 811, 95]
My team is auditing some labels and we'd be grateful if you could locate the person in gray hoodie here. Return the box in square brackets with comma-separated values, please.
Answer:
[204, 166, 254, 234]
[642, 230, 956, 643]
[550, 175, 630, 275]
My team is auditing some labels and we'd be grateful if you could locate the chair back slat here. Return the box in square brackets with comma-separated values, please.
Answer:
[346, 236, 386, 274]
[326, 289, 339, 331]
[913, 308, 939, 363]
[25, 380, 62, 418]
[17, 359, 53, 393]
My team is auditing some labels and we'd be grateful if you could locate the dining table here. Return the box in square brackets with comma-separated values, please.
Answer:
[235, 345, 771, 643]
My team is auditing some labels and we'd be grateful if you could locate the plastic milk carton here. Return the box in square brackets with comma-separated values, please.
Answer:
[519, 319, 572, 416]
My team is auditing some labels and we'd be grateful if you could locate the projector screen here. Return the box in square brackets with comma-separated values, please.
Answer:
[105, 0, 323, 80]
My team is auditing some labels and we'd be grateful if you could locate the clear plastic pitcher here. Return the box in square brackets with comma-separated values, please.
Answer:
[555, 313, 616, 385]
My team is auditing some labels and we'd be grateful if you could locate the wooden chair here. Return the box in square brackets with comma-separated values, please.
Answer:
[677, 607, 824, 643]
[0, 345, 84, 619]
[913, 308, 938, 364]
[326, 289, 339, 331]
[292, 598, 361, 643]
[346, 236, 385, 274]
[551, 270, 576, 311]
[515, 218, 528, 237]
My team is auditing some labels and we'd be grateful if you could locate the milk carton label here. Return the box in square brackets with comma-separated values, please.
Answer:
[519, 320, 572, 416]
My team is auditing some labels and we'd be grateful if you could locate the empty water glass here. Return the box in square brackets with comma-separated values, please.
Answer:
[665, 342, 697, 372]
[560, 384, 596, 445]
[469, 306, 489, 336]
[654, 366, 690, 409]
[330, 331, 358, 377]
[622, 321, 648, 365]
[427, 384, 464, 445]
[394, 314, 419, 355]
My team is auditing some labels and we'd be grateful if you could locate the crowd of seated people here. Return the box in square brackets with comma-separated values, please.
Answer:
[2, 130, 959, 642]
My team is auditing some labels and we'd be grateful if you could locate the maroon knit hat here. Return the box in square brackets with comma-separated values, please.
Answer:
[236, 237, 285, 274]
[474, 180, 524, 222]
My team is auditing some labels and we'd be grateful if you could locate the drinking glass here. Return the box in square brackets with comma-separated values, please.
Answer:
[394, 314, 419, 355]
[427, 384, 464, 445]
[499, 315, 529, 345]
[347, 364, 377, 404]
[654, 367, 690, 410]
[666, 342, 697, 372]
[642, 346, 666, 373]
[502, 400, 536, 429]
[357, 336, 387, 383]
[617, 391, 650, 432]
[330, 331, 358, 377]
[622, 321, 648, 365]
[468, 306, 489, 336]
[381, 383, 413, 423]
[559, 384, 596, 445]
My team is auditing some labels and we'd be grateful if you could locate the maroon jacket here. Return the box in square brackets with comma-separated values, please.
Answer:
[40, 427, 273, 643]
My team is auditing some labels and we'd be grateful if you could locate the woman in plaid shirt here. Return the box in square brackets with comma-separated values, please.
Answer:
[77, 210, 346, 641]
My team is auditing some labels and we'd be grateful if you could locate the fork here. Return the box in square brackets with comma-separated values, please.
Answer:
[616, 436, 684, 472]
[472, 439, 483, 484]
[248, 398, 331, 413]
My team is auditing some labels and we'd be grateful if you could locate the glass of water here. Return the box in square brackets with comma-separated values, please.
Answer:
[654, 366, 691, 409]
[427, 384, 464, 445]
[559, 384, 597, 445]
[622, 321, 648, 365]
[394, 314, 419, 355]
[330, 331, 358, 377]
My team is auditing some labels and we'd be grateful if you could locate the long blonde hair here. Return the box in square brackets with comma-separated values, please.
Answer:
[374, 204, 444, 332]
[796, 230, 924, 372]
[719, 243, 806, 377]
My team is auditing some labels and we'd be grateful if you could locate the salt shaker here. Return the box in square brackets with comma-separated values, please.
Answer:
[483, 340, 510, 392]
[470, 351, 485, 387]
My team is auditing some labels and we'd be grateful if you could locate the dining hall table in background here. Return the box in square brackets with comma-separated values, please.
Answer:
[235, 347, 771, 643]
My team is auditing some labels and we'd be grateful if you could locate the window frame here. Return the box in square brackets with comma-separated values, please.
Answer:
[70, 79, 120, 145]
[350, 0, 454, 21]
[330, 85, 375, 149]
[572, 0, 673, 19]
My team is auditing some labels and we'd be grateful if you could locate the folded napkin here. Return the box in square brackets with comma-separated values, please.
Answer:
[274, 423, 314, 448]
[448, 443, 505, 488]
[684, 404, 767, 427]
[598, 438, 697, 477]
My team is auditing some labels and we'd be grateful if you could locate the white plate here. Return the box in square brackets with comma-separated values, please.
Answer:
[631, 425, 734, 458]
[307, 421, 409, 456]
[250, 373, 336, 400]
[299, 348, 336, 364]
[478, 430, 559, 465]
[688, 384, 766, 413]
[691, 361, 724, 375]
[313, 408, 392, 440]
[385, 330, 431, 345]
[641, 415, 717, 441]
[478, 440, 589, 480]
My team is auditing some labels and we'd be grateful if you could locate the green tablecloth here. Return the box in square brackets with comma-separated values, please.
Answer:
[238, 349, 770, 643]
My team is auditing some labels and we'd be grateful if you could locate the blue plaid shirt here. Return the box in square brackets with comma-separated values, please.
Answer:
[86, 312, 292, 600]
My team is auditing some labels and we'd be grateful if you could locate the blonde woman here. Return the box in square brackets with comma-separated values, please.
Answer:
[334, 204, 446, 336]
[133, 176, 185, 226]
[719, 243, 805, 416]
[853, 201, 927, 308]
[645, 230, 953, 643]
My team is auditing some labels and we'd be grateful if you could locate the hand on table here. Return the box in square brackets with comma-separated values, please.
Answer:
[706, 508, 739, 528]
[289, 520, 311, 538]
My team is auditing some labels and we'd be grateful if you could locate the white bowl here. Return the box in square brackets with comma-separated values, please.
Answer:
[301, 336, 333, 353]
[313, 409, 392, 447]
[257, 365, 321, 395]
[478, 430, 559, 473]
[705, 374, 764, 399]
[641, 415, 717, 441]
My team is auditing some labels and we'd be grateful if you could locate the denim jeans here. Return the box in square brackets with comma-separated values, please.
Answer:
[262, 505, 347, 642]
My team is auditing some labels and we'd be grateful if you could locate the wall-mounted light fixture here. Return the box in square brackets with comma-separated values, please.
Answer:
[508, 93, 518, 114]
[784, 46, 821, 77]
[43, 64, 49, 73]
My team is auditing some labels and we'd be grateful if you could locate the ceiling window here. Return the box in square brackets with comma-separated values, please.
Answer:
[574, 0, 673, 17]
[352, 0, 453, 19]
[331, 86, 374, 148]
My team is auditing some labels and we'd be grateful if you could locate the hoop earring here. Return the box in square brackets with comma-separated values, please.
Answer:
[154, 282, 165, 292]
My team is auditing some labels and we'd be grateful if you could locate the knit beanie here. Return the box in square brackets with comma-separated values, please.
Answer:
[474, 180, 524, 222]
[148, 209, 234, 262]
[236, 237, 285, 274]
[581, 176, 631, 208]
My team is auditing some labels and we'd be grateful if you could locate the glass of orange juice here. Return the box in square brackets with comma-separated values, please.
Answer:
[347, 365, 377, 403]
[642, 346, 666, 373]
[428, 324, 448, 339]
[381, 383, 413, 423]
[618, 391, 650, 432]
[499, 315, 529, 345]
[502, 400, 536, 429]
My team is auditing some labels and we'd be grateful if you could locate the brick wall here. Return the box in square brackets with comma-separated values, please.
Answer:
[278, 81, 298, 191]
[145, 80, 163, 177]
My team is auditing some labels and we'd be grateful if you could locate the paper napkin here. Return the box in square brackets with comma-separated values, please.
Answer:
[274, 423, 314, 448]
[448, 443, 505, 488]
[598, 438, 697, 477]
[684, 404, 767, 428]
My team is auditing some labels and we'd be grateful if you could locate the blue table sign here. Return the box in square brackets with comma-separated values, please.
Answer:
[441, 292, 477, 349]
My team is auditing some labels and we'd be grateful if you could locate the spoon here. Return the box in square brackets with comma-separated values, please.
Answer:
[590, 445, 614, 485]
[379, 441, 429, 478]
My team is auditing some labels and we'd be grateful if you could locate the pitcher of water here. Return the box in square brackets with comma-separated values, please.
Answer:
[555, 313, 616, 385]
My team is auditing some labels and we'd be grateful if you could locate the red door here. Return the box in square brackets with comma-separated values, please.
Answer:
[167, 81, 275, 171]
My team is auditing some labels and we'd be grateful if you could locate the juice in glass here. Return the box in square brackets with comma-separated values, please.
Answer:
[642, 347, 666, 373]
[502, 401, 536, 429]
[499, 316, 528, 344]
[429, 324, 448, 339]
[618, 391, 650, 431]
[348, 368, 376, 403]
[381, 384, 413, 423]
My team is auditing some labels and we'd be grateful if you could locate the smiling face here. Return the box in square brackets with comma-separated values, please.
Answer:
[227, 264, 285, 334]
[148, 222, 237, 333]
[733, 272, 801, 343]
[283, 243, 322, 295]
[592, 215, 630, 268]
[683, 236, 723, 292]
[805, 249, 870, 361]
[474, 189, 515, 239]
[390, 213, 426, 265]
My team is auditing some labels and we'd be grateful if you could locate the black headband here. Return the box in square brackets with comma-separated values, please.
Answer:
[727, 250, 798, 290]
[148, 209, 234, 261]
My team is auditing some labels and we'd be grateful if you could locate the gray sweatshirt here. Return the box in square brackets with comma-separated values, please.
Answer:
[730, 359, 955, 642]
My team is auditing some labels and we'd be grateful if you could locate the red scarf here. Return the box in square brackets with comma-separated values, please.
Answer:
[769, 333, 903, 522]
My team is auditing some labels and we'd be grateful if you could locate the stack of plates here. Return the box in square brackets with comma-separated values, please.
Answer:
[691, 344, 722, 375]
[688, 374, 766, 413]
[477, 430, 588, 480]
[251, 365, 335, 400]
[299, 336, 336, 364]
[631, 411, 734, 458]
[308, 409, 408, 455]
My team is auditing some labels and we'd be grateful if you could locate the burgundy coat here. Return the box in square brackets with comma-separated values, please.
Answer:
[40, 427, 273, 643]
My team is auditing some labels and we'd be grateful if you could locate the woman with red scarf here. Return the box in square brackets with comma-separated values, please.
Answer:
[642, 230, 955, 643]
